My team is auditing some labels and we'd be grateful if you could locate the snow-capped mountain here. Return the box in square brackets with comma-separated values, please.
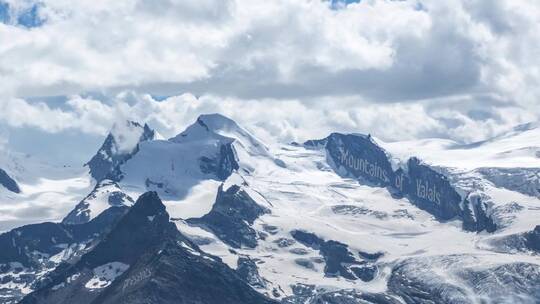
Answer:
[86, 120, 155, 182]
[62, 180, 133, 225]
[1, 114, 540, 303]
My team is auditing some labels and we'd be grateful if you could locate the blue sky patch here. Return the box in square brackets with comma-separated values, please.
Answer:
[329, 0, 361, 10]
[0, 1, 46, 28]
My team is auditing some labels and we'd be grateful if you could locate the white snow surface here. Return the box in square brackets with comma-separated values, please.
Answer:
[0, 150, 94, 232]
[63, 179, 134, 224]
[84, 262, 130, 290]
[1, 115, 540, 300]
[378, 122, 540, 169]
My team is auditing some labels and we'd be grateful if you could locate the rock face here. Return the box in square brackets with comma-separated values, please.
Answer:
[404, 157, 462, 220]
[188, 184, 269, 248]
[199, 143, 239, 180]
[303, 138, 328, 149]
[326, 133, 393, 187]
[0, 206, 128, 303]
[0, 168, 20, 193]
[0, 207, 127, 268]
[21, 192, 276, 304]
[86, 121, 155, 182]
[525, 225, 540, 252]
[62, 180, 133, 225]
[170, 115, 243, 181]
[291, 230, 379, 282]
[236, 257, 266, 289]
[325, 132, 497, 232]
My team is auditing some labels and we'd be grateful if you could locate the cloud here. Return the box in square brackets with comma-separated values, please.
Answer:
[0, 95, 114, 135]
[0, 0, 539, 154]
[3, 91, 531, 144]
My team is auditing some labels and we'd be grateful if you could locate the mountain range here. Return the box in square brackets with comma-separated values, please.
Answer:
[1, 113, 539, 304]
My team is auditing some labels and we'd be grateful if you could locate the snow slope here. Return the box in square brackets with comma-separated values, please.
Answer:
[0, 150, 93, 232]
[1, 115, 540, 303]
[379, 122, 540, 169]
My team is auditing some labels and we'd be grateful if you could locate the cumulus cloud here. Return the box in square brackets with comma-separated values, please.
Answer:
[0, 95, 114, 134]
[1, 91, 531, 148]
[0, 0, 539, 152]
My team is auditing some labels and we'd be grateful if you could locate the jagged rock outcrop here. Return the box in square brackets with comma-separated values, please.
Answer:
[291, 230, 379, 282]
[170, 115, 246, 181]
[62, 180, 133, 225]
[188, 184, 269, 248]
[0, 206, 128, 303]
[0, 168, 20, 193]
[236, 257, 266, 289]
[86, 121, 155, 182]
[324, 132, 497, 232]
[525, 225, 540, 252]
[326, 133, 393, 187]
[21, 192, 276, 304]
[199, 143, 239, 180]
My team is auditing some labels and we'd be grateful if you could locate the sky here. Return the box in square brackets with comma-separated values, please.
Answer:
[0, 0, 539, 164]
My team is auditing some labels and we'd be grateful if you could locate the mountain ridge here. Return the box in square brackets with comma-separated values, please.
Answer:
[1, 113, 539, 303]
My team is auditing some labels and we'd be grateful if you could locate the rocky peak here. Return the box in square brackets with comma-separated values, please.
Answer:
[86, 121, 155, 182]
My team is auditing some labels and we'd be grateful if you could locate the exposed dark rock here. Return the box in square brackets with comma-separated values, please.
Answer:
[86, 121, 155, 182]
[274, 238, 295, 248]
[236, 257, 266, 289]
[405, 157, 462, 221]
[303, 138, 328, 149]
[62, 180, 133, 225]
[0, 168, 20, 193]
[350, 263, 378, 282]
[289, 248, 309, 255]
[263, 224, 279, 235]
[320, 240, 363, 280]
[0, 206, 128, 304]
[187, 184, 269, 248]
[0, 206, 127, 268]
[326, 133, 393, 187]
[294, 258, 315, 270]
[461, 194, 496, 233]
[485, 224, 540, 254]
[199, 142, 240, 180]
[358, 251, 384, 261]
[21, 192, 277, 304]
[290, 230, 377, 281]
[525, 225, 540, 252]
[324, 132, 498, 232]
[290, 230, 324, 249]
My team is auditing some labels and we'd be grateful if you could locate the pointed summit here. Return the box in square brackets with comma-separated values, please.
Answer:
[62, 179, 134, 225]
[21, 192, 277, 304]
[86, 121, 155, 182]
[171, 113, 269, 157]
